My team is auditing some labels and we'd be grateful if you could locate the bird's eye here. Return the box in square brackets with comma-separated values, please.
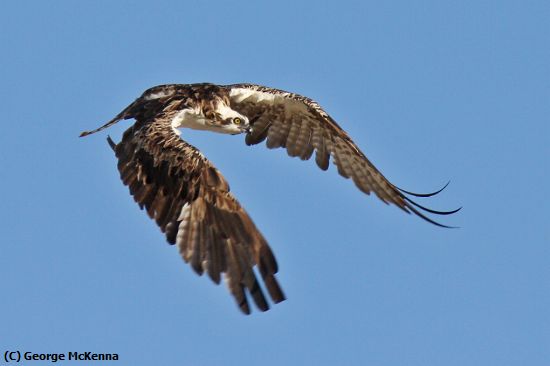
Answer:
[233, 117, 242, 125]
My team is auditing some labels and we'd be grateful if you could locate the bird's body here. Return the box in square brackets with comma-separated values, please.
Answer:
[81, 83, 459, 314]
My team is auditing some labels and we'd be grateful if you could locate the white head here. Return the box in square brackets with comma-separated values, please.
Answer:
[210, 101, 250, 135]
[172, 99, 250, 135]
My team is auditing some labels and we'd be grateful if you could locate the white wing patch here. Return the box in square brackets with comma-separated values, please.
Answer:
[144, 90, 171, 100]
[229, 87, 310, 116]
[230, 87, 284, 104]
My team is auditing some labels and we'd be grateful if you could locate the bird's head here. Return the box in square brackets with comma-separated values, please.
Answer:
[206, 101, 250, 135]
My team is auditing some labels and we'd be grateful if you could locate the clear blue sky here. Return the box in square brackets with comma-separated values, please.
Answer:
[1, 1, 548, 365]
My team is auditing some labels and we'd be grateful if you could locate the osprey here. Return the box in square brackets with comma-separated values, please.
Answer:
[81, 83, 459, 314]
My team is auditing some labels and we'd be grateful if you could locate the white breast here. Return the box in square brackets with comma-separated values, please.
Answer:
[172, 108, 204, 128]
[171, 107, 221, 133]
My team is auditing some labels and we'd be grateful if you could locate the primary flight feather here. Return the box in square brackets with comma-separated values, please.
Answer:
[81, 83, 459, 314]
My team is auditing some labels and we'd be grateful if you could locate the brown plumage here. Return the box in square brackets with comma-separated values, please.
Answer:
[80, 83, 459, 314]
[107, 120, 284, 314]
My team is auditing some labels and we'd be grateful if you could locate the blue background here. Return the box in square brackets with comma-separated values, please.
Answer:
[1, 1, 548, 365]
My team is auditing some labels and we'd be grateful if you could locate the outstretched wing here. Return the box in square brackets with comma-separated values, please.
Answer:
[110, 116, 285, 314]
[226, 83, 459, 227]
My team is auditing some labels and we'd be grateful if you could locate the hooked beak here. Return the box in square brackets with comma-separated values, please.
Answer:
[238, 122, 251, 133]
[231, 125, 250, 135]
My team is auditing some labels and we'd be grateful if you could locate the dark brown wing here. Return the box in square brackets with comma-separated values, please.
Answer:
[109, 116, 285, 314]
[226, 83, 459, 227]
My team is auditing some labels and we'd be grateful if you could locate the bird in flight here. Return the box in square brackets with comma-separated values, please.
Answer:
[81, 83, 459, 314]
